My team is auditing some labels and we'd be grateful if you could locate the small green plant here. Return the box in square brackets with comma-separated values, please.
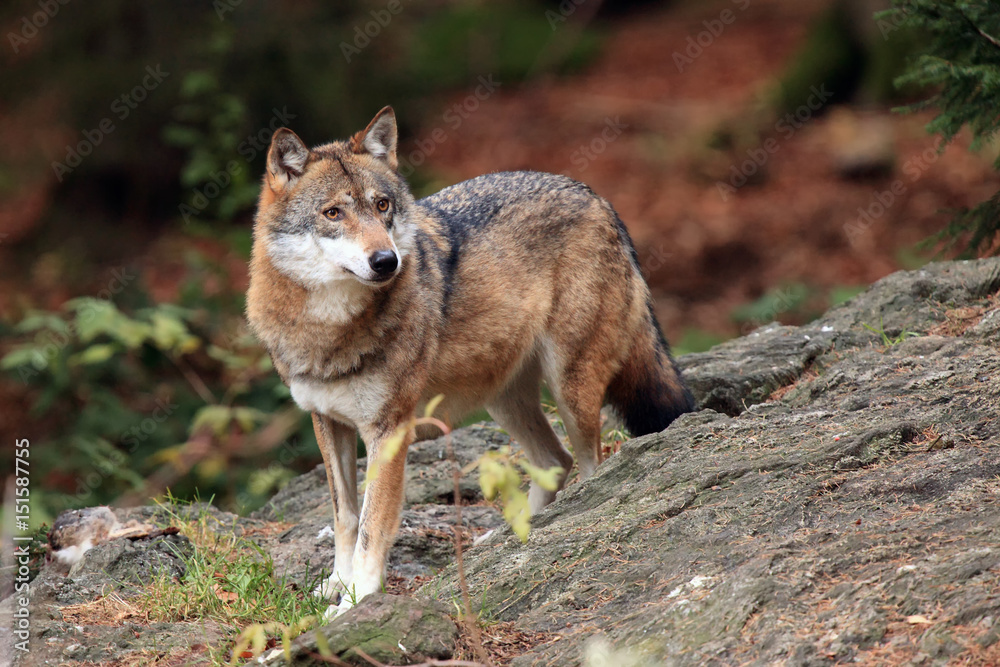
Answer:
[476, 446, 562, 543]
[862, 318, 922, 347]
[140, 498, 326, 666]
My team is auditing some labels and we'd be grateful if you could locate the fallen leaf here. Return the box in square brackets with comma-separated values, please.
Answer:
[906, 615, 933, 625]
[212, 583, 238, 603]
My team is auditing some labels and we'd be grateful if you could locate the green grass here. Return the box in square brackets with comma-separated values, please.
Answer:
[139, 497, 327, 665]
[862, 318, 921, 347]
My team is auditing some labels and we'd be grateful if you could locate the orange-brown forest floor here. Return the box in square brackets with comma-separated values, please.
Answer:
[404, 0, 1000, 341]
[2, 0, 999, 426]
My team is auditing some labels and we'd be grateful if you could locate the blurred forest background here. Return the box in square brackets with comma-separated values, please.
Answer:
[1, 0, 998, 527]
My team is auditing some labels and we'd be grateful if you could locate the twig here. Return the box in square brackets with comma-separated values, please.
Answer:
[956, 6, 1000, 51]
[447, 429, 492, 667]
[170, 355, 216, 404]
[303, 650, 354, 666]
[352, 648, 485, 667]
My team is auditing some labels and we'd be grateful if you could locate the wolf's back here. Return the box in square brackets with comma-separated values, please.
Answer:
[418, 170, 695, 435]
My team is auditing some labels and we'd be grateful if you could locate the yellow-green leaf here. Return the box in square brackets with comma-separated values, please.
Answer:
[1, 346, 46, 371]
[423, 394, 445, 419]
[15, 312, 69, 335]
[150, 310, 187, 349]
[365, 423, 411, 485]
[190, 405, 232, 437]
[315, 630, 333, 656]
[232, 406, 266, 433]
[519, 461, 564, 492]
[196, 455, 227, 481]
[69, 343, 118, 366]
[503, 487, 531, 543]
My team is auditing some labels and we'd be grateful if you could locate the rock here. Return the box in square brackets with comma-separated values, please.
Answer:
[275, 594, 458, 666]
[258, 504, 504, 589]
[679, 257, 1000, 414]
[426, 257, 1000, 665]
[254, 423, 511, 524]
[4, 531, 222, 667]
[9, 257, 1000, 666]
[67, 532, 191, 591]
[251, 423, 507, 586]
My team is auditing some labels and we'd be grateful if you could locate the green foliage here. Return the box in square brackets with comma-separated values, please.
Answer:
[672, 328, 729, 356]
[164, 69, 259, 222]
[828, 285, 868, 307]
[406, 4, 601, 86]
[729, 283, 876, 333]
[0, 259, 313, 523]
[887, 0, 1000, 256]
[731, 283, 812, 327]
[477, 446, 562, 543]
[141, 500, 325, 665]
[774, 3, 863, 113]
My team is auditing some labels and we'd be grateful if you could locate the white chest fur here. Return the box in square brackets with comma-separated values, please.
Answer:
[289, 375, 386, 427]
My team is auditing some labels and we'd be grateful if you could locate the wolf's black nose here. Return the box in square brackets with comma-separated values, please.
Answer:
[369, 250, 398, 276]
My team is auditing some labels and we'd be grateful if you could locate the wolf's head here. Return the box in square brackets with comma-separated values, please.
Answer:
[254, 106, 415, 289]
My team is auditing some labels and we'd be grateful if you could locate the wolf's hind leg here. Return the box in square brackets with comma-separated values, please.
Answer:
[312, 414, 359, 601]
[487, 358, 573, 513]
[544, 352, 613, 482]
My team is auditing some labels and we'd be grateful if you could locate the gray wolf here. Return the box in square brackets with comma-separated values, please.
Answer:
[246, 106, 693, 615]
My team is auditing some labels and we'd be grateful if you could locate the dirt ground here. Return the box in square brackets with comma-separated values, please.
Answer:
[401, 0, 1000, 341]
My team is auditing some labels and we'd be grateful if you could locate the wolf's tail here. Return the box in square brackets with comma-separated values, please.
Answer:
[606, 304, 695, 437]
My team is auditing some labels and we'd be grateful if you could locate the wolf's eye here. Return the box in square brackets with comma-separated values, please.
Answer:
[323, 207, 341, 220]
[376, 198, 390, 213]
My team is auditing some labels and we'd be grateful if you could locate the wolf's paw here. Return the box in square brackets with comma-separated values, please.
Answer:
[313, 571, 351, 601]
[323, 594, 357, 620]
[335, 595, 357, 616]
[323, 602, 347, 621]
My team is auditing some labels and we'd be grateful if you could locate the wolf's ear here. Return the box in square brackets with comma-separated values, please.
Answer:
[350, 106, 398, 170]
[266, 128, 310, 192]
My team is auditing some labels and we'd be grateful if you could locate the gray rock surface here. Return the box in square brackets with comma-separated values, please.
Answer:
[272, 594, 458, 666]
[6, 258, 999, 665]
[253, 423, 511, 523]
[427, 257, 1000, 665]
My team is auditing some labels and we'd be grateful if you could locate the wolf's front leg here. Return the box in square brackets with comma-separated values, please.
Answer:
[334, 421, 412, 615]
[311, 414, 360, 602]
